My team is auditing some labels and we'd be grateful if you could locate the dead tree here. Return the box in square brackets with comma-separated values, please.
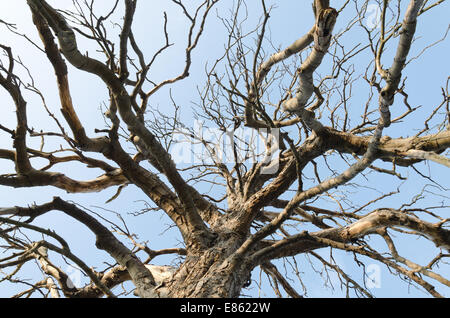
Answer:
[0, 0, 449, 298]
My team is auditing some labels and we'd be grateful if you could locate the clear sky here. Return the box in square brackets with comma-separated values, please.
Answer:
[0, 0, 448, 298]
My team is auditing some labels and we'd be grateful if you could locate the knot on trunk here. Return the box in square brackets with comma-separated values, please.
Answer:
[314, 8, 338, 52]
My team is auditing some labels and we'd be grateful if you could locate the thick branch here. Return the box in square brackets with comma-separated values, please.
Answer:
[251, 208, 450, 263]
[118, 0, 137, 80]
[31, 10, 109, 152]
[0, 169, 128, 193]
[0, 45, 33, 174]
[283, 6, 338, 133]
[378, 0, 425, 126]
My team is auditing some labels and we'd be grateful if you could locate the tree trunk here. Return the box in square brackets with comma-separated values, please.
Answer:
[165, 235, 250, 298]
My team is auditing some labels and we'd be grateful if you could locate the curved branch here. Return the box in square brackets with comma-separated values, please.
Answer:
[27, 0, 215, 248]
[283, 6, 338, 133]
[250, 208, 450, 264]
[0, 169, 128, 193]
[31, 10, 109, 152]
[378, 0, 425, 127]
[0, 198, 158, 297]
[118, 0, 137, 80]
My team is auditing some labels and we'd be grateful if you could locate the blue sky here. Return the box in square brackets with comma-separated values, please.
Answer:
[0, 0, 448, 298]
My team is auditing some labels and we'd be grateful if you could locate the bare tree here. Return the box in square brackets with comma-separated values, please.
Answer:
[0, 0, 449, 298]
